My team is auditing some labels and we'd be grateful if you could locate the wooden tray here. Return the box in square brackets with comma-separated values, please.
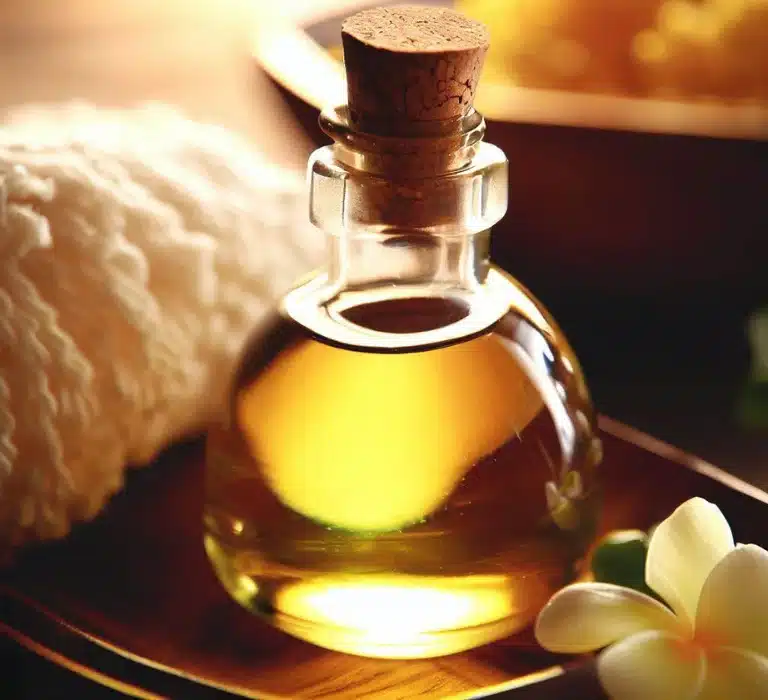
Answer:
[3, 417, 768, 699]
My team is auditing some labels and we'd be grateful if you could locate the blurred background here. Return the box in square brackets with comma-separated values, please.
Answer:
[1, 0, 766, 489]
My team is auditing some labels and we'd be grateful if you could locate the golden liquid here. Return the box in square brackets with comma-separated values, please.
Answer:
[205, 291, 598, 659]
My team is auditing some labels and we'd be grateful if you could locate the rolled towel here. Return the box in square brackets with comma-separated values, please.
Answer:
[0, 102, 322, 550]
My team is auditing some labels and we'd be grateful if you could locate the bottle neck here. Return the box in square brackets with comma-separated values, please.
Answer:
[326, 229, 491, 295]
[309, 105, 508, 300]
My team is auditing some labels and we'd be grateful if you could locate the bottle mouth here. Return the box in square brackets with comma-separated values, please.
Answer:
[338, 296, 471, 334]
[319, 105, 486, 178]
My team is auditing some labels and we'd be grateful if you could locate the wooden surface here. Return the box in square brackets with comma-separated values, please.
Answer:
[3, 418, 768, 699]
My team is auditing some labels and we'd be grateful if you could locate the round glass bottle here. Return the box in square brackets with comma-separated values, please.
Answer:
[204, 6, 601, 659]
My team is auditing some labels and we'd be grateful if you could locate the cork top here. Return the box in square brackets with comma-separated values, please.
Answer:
[341, 5, 490, 136]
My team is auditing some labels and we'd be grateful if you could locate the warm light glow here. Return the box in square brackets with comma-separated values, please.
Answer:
[547, 40, 589, 78]
[633, 30, 668, 65]
[276, 574, 515, 657]
[238, 333, 542, 531]
[659, 0, 699, 36]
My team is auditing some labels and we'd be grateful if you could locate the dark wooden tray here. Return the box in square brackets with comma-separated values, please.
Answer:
[3, 417, 768, 699]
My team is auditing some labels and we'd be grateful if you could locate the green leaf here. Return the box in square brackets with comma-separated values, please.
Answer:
[738, 308, 768, 430]
[590, 529, 658, 598]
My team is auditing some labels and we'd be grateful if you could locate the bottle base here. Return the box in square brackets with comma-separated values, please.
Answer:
[204, 533, 542, 659]
[271, 609, 526, 660]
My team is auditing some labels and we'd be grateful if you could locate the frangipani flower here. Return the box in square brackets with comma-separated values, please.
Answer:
[535, 497, 768, 699]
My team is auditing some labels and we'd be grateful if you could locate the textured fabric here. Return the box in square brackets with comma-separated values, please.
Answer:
[0, 103, 322, 548]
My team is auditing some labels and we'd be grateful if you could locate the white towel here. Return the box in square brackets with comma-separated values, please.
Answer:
[0, 102, 322, 549]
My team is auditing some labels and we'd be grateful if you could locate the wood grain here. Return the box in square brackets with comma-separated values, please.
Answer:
[3, 419, 767, 699]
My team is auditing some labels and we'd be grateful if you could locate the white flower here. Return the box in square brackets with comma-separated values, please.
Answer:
[535, 497, 768, 699]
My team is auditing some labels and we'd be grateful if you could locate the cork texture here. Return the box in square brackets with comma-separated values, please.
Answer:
[341, 5, 490, 135]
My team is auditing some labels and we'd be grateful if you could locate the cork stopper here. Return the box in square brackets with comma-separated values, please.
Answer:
[341, 5, 490, 136]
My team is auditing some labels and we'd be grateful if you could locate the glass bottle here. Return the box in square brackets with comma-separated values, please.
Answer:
[204, 6, 601, 659]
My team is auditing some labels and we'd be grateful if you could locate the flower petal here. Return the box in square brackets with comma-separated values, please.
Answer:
[597, 630, 705, 700]
[646, 498, 734, 629]
[534, 582, 681, 654]
[697, 646, 768, 700]
[696, 544, 768, 657]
